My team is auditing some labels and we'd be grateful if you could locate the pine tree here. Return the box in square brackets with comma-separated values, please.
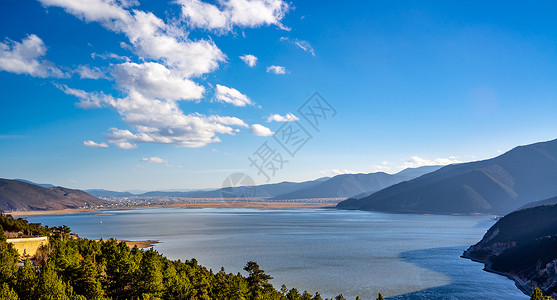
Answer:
[0, 282, 19, 300]
[244, 261, 273, 299]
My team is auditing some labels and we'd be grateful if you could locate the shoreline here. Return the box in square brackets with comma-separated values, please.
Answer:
[461, 251, 532, 296]
[8, 201, 339, 216]
[92, 239, 159, 249]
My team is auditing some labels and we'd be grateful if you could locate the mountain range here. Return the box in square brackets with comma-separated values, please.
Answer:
[83, 166, 440, 200]
[270, 166, 441, 200]
[337, 138, 557, 214]
[0, 179, 111, 211]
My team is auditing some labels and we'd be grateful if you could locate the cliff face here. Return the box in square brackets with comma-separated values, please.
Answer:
[465, 203, 557, 297]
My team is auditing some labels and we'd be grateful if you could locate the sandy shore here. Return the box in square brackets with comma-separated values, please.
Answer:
[9, 201, 339, 216]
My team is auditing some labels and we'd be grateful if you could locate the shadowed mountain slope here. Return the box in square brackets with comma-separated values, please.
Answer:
[0, 178, 112, 211]
[337, 138, 557, 214]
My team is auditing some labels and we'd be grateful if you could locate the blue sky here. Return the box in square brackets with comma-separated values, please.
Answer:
[1, 0, 556, 191]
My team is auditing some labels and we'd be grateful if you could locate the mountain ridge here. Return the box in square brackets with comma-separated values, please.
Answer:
[337, 138, 557, 214]
[0, 178, 112, 211]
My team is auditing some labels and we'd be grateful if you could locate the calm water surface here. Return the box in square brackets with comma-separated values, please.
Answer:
[24, 208, 527, 299]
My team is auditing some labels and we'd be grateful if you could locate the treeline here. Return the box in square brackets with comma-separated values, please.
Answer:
[0, 212, 53, 236]
[0, 215, 374, 300]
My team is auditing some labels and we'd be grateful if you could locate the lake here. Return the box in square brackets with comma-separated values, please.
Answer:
[24, 208, 528, 299]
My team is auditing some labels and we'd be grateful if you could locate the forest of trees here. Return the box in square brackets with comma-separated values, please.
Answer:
[1, 213, 378, 300]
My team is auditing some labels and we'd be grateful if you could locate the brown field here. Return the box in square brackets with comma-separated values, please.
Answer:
[9, 200, 340, 217]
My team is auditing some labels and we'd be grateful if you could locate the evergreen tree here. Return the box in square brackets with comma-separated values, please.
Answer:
[377, 292, 384, 300]
[13, 259, 38, 300]
[38, 260, 69, 300]
[531, 288, 555, 300]
[0, 282, 19, 300]
[0, 229, 19, 283]
[244, 261, 273, 299]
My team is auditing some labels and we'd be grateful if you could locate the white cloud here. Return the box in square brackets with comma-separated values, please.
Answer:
[114, 141, 137, 149]
[372, 161, 391, 172]
[39, 0, 226, 77]
[266, 65, 286, 74]
[178, 0, 289, 31]
[76, 65, 107, 79]
[280, 37, 315, 56]
[39, 0, 291, 149]
[215, 84, 253, 107]
[112, 62, 205, 100]
[239, 54, 257, 67]
[83, 140, 109, 148]
[0, 34, 64, 78]
[56, 83, 114, 108]
[141, 156, 166, 163]
[320, 169, 359, 176]
[266, 113, 298, 122]
[91, 52, 130, 61]
[250, 124, 274, 136]
[402, 156, 461, 168]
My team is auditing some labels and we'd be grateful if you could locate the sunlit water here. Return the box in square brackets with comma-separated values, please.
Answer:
[24, 208, 527, 299]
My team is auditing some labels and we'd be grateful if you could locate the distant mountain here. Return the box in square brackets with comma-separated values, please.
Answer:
[12, 179, 54, 188]
[85, 189, 135, 198]
[464, 204, 557, 297]
[518, 195, 557, 210]
[0, 179, 112, 211]
[337, 138, 557, 214]
[139, 177, 331, 199]
[271, 166, 442, 200]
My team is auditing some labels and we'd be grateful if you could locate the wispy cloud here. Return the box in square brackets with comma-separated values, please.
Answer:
[83, 140, 109, 148]
[402, 156, 461, 168]
[280, 37, 315, 56]
[141, 156, 167, 163]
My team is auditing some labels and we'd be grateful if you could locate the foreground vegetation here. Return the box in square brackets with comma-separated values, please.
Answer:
[1, 213, 377, 300]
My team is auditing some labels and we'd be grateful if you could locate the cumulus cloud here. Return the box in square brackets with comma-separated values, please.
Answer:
[239, 54, 257, 67]
[178, 0, 289, 32]
[215, 84, 253, 107]
[402, 156, 461, 168]
[141, 156, 166, 163]
[266, 65, 286, 74]
[112, 62, 205, 100]
[266, 113, 298, 122]
[280, 37, 315, 56]
[59, 84, 249, 147]
[0, 34, 65, 78]
[83, 140, 109, 148]
[38, 0, 226, 77]
[37, 0, 293, 149]
[250, 124, 273, 136]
